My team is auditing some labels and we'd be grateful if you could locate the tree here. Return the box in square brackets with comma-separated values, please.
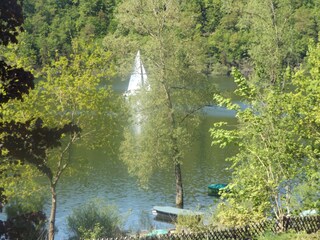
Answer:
[0, 0, 35, 207]
[1, 2, 121, 238]
[208, 1, 320, 227]
[0, 119, 80, 240]
[0, 1, 34, 103]
[210, 50, 319, 226]
[204, 0, 250, 74]
[236, 0, 320, 85]
[197, 0, 320, 75]
[209, 2, 319, 225]
[2, 39, 121, 240]
[239, 0, 297, 85]
[288, 41, 320, 214]
[108, 0, 211, 208]
[13, 0, 119, 67]
[0, 1, 80, 239]
[0, 0, 24, 46]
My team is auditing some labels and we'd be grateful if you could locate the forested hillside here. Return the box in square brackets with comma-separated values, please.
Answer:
[0, 1, 319, 239]
[15, 0, 320, 74]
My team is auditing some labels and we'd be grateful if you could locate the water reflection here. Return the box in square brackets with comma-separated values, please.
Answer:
[46, 76, 238, 239]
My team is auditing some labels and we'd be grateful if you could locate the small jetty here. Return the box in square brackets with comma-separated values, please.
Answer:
[152, 206, 203, 223]
[208, 183, 228, 196]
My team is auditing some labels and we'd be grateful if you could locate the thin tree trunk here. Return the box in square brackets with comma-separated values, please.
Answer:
[162, 85, 184, 209]
[48, 183, 57, 240]
[175, 162, 183, 208]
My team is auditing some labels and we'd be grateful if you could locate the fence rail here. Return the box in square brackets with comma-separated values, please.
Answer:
[105, 215, 320, 240]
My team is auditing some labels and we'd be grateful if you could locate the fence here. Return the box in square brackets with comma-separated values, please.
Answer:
[105, 215, 320, 240]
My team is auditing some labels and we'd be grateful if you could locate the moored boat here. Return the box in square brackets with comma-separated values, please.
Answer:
[152, 206, 203, 223]
[208, 183, 228, 196]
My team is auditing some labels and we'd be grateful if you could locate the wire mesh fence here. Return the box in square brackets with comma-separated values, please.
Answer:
[103, 215, 319, 240]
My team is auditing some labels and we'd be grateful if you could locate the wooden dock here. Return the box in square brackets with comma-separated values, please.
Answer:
[152, 206, 203, 222]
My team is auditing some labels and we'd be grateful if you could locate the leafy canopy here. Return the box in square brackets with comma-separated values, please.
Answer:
[210, 42, 320, 225]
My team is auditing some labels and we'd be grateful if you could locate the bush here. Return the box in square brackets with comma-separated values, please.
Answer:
[175, 214, 205, 233]
[2, 211, 47, 240]
[67, 199, 123, 239]
[2, 195, 47, 240]
[5, 194, 45, 219]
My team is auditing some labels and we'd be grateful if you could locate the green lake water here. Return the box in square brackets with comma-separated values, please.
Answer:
[46, 76, 238, 239]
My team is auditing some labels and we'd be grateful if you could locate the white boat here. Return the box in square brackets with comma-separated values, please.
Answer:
[125, 50, 149, 96]
[125, 51, 149, 134]
[152, 206, 203, 222]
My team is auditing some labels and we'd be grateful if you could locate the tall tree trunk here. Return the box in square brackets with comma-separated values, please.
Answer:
[175, 162, 184, 208]
[162, 81, 185, 208]
[48, 183, 57, 240]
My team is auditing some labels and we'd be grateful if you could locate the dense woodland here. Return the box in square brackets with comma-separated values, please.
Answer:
[9, 0, 320, 73]
[0, 0, 320, 239]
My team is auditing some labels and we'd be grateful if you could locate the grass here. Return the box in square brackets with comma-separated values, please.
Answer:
[257, 231, 320, 240]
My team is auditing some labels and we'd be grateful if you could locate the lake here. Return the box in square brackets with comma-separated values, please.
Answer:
[46, 76, 238, 239]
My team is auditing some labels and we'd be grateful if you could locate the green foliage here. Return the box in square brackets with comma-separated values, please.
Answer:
[67, 200, 123, 239]
[15, 0, 118, 67]
[200, 0, 320, 75]
[175, 214, 206, 233]
[0, 0, 50, 220]
[210, 42, 320, 227]
[3, 39, 121, 152]
[16, 0, 320, 73]
[1, 38, 122, 239]
[240, 0, 296, 85]
[193, 0, 224, 34]
[112, 0, 211, 198]
[1, 164, 46, 218]
[232, 68, 256, 99]
[1, 160, 47, 232]
[207, 9, 250, 71]
[237, 0, 319, 85]
[77, 223, 104, 240]
[288, 42, 320, 214]
[5, 194, 45, 219]
[0, 161, 46, 227]
[3, 211, 47, 240]
[0, 0, 24, 46]
[107, 0, 217, 208]
[290, 178, 320, 214]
